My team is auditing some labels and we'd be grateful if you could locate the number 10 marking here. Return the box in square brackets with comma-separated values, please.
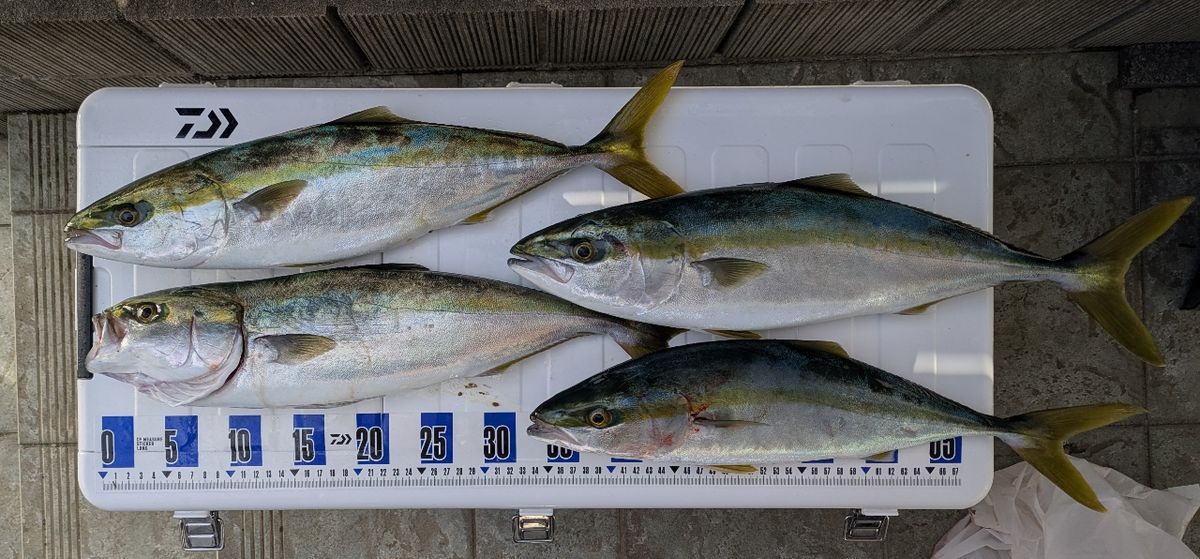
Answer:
[227, 415, 262, 467]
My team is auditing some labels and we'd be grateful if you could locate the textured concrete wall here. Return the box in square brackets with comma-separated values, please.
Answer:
[2, 0, 1200, 113]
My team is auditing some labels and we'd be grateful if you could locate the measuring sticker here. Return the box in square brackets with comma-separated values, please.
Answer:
[228, 415, 263, 467]
[292, 414, 326, 466]
[100, 416, 135, 468]
[419, 412, 453, 464]
[482, 412, 516, 463]
[164, 415, 199, 468]
[356, 413, 389, 465]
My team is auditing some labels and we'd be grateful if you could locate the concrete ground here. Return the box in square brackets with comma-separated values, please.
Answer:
[1, 50, 1198, 558]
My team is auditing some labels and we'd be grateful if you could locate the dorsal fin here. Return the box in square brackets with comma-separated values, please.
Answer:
[779, 173, 872, 197]
[329, 106, 415, 125]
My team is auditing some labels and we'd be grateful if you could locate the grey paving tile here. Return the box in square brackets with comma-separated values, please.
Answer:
[0, 434, 19, 559]
[77, 507, 191, 559]
[610, 60, 869, 87]
[993, 164, 1146, 416]
[723, 0, 945, 58]
[0, 130, 9, 223]
[1135, 88, 1200, 157]
[545, 1, 740, 64]
[1148, 425, 1200, 553]
[884, 509, 963, 559]
[463, 69, 609, 88]
[902, 0, 1141, 52]
[122, 1, 360, 77]
[870, 53, 1131, 164]
[1119, 43, 1200, 89]
[477, 508, 619, 559]
[0, 20, 190, 79]
[623, 509, 883, 559]
[282, 509, 472, 559]
[1137, 160, 1200, 424]
[0, 226, 13, 435]
[1080, 0, 1200, 47]
[12, 212, 77, 446]
[19, 443, 81, 559]
[219, 510, 287, 559]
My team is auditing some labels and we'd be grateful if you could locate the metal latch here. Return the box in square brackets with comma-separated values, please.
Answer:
[511, 508, 554, 543]
[844, 509, 891, 541]
[175, 511, 223, 551]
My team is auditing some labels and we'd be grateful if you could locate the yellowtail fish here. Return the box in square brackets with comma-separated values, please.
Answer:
[510, 174, 1193, 365]
[64, 62, 687, 268]
[85, 264, 683, 408]
[528, 339, 1143, 512]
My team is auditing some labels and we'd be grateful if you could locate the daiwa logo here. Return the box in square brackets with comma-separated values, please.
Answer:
[175, 107, 239, 139]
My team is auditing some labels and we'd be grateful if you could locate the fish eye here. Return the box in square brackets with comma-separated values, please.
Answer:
[112, 204, 142, 227]
[132, 302, 163, 324]
[586, 408, 612, 428]
[572, 241, 595, 262]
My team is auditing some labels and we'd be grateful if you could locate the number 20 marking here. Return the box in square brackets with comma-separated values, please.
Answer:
[356, 426, 385, 462]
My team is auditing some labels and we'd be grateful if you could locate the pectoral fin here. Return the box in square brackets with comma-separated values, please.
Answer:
[708, 465, 758, 474]
[233, 180, 307, 222]
[255, 334, 337, 365]
[705, 329, 762, 340]
[692, 258, 769, 289]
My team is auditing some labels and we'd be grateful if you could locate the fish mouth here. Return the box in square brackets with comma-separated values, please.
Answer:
[526, 417, 578, 446]
[508, 255, 575, 284]
[64, 228, 122, 251]
[85, 311, 127, 366]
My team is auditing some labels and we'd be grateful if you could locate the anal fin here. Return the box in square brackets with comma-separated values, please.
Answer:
[705, 329, 762, 340]
[896, 297, 951, 315]
[708, 465, 758, 474]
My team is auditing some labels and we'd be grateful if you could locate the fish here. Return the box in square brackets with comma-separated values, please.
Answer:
[509, 174, 1194, 366]
[528, 338, 1144, 512]
[63, 63, 687, 268]
[84, 264, 684, 408]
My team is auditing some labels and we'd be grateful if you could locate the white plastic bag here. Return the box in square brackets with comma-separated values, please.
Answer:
[933, 457, 1200, 559]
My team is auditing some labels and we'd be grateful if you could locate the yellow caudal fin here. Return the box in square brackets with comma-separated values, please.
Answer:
[583, 61, 686, 199]
[1061, 196, 1194, 366]
[1001, 403, 1146, 512]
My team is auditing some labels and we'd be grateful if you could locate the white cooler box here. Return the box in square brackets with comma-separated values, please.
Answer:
[75, 80, 994, 546]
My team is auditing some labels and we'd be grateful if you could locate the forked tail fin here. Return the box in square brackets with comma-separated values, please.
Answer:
[1059, 197, 1193, 366]
[582, 61, 686, 200]
[1000, 403, 1146, 512]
